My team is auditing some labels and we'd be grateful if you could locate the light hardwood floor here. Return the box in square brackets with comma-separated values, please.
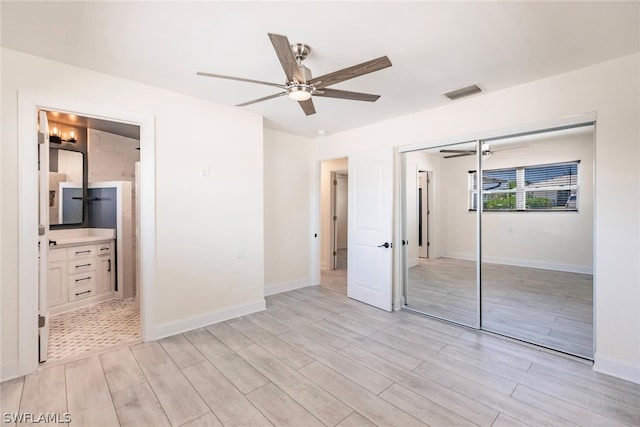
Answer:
[407, 257, 593, 358]
[2, 282, 638, 427]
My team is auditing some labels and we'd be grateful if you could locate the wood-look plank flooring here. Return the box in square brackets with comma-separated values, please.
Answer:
[3, 275, 638, 426]
[407, 257, 593, 357]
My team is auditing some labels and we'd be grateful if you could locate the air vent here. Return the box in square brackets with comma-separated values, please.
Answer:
[443, 84, 482, 101]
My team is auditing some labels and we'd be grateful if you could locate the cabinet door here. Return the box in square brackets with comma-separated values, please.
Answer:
[97, 256, 113, 295]
[48, 260, 68, 307]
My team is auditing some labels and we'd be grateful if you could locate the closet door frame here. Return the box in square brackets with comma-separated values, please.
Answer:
[399, 113, 596, 358]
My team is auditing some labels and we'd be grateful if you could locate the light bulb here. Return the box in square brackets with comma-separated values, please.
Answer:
[288, 87, 312, 102]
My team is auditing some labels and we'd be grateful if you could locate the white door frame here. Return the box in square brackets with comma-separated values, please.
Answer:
[17, 92, 156, 376]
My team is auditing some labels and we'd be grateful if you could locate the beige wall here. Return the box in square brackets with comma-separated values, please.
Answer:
[1, 49, 265, 375]
[312, 53, 639, 381]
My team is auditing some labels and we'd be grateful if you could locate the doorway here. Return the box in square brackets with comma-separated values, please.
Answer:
[41, 109, 142, 363]
[319, 158, 348, 293]
[17, 94, 155, 377]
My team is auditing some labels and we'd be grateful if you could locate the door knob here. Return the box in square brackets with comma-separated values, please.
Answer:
[377, 242, 392, 248]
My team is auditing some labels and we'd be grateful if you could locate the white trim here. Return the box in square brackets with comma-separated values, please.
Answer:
[153, 299, 266, 340]
[593, 353, 640, 384]
[265, 279, 313, 296]
[15, 93, 156, 380]
[398, 112, 597, 153]
[310, 159, 321, 286]
[0, 362, 20, 382]
[443, 252, 592, 275]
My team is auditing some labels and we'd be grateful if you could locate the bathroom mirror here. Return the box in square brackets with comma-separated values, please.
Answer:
[49, 148, 86, 226]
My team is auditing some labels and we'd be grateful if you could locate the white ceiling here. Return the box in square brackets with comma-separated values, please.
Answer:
[2, 1, 638, 138]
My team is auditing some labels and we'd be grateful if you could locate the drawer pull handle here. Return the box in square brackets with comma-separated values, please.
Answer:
[100, 247, 109, 251]
[75, 277, 91, 282]
[75, 263, 92, 269]
[75, 290, 92, 296]
[75, 250, 92, 255]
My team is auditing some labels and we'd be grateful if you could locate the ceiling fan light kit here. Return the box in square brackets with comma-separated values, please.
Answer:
[198, 33, 392, 116]
[287, 84, 313, 101]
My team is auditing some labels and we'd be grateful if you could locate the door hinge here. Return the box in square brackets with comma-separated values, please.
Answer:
[333, 180, 337, 186]
[427, 242, 431, 247]
[38, 225, 45, 236]
[333, 251, 337, 256]
[38, 315, 45, 328]
[38, 132, 45, 145]
[333, 215, 337, 221]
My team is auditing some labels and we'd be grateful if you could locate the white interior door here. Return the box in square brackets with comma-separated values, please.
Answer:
[38, 110, 50, 362]
[347, 148, 393, 311]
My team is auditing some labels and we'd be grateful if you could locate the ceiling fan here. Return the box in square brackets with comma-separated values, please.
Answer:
[197, 33, 392, 116]
[440, 145, 528, 159]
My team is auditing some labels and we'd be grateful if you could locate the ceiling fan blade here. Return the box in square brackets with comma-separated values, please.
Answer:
[197, 72, 285, 89]
[314, 88, 380, 102]
[236, 92, 287, 107]
[308, 56, 392, 89]
[298, 99, 316, 115]
[444, 152, 474, 159]
[440, 149, 476, 153]
[268, 33, 304, 82]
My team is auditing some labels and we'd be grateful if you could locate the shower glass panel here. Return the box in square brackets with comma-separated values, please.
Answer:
[480, 126, 594, 358]
[403, 142, 479, 327]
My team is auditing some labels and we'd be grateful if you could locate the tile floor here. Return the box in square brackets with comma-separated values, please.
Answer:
[47, 297, 140, 361]
[2, 276, 638, 427]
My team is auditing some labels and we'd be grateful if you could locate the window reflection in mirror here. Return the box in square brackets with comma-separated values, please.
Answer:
[49, 149, 84, 225]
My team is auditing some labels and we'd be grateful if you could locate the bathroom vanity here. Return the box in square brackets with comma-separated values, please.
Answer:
[48, 228, 116, 315]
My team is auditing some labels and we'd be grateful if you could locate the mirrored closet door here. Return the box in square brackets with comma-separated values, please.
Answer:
[402, 124, 594, 358]
[402, 142, 479, 327]
[480, 126, 594, 357]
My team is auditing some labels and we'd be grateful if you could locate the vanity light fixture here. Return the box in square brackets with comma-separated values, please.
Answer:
[50, 126, 77, 143]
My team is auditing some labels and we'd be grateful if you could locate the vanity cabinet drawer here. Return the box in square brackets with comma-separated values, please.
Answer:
[68, 258, 97, 273]
[97, 243, 112, 256]
[49, 248, 67, 262]
[68, 244, 96, 260]
[68, 281, 97, 301]
[68, 272, 97, 302]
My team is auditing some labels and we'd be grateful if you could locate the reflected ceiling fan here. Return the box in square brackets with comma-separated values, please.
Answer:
[440, 144, 528, 159]
[197, 33, 392, 116]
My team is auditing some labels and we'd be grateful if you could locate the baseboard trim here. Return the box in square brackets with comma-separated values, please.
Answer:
[593, 353, 640, 384]
[153, 299, 266, 340]
[265, 279, 313, 296]
[444, 252, 592, 274]
[1, 361, 20, 382]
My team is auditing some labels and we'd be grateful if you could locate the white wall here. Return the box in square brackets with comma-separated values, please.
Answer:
[1, 49, 265, 376]
[263, 129, 313, 295]
[320, 158, 348, 270]
[314, 53, 640, 382]
[437, 129, 594, 273]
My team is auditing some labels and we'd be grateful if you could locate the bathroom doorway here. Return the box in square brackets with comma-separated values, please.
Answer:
[39, 109, 142, 364]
